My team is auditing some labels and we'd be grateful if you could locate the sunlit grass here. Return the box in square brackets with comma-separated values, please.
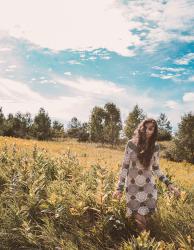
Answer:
[0, 136, 193, 249]
[1, 136, 193, 188]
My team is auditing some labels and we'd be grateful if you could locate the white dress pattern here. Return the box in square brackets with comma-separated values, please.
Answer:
[116, 140, 172, 216]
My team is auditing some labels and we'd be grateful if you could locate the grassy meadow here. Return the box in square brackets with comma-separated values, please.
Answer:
[0, 136, 193, 249]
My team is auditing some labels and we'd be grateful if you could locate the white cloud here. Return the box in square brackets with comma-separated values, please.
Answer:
[0, 76, 193, 132]
[151, 73, 181, 80]
[0, 76, 155, 124]
[0, 43, 23, 77]
[163, 97, 194, 131]
[151, 65, 185, 80]
[40, 80, 49, 84]
[164, 100, 179, 109]
[152, 66, 185, 72]
[187, 76, 194, 82]
[64, 72, 72, 76]
[183, 92, 194, 102]
[175, 53, 194, 65]
[171, 75, 194, 84]
[56, 76, 125, 95]
[0, 77, 93, 122]
[0, 77, 43, 103]
[37, 75, 193, 133]
[178, 35, 194, 42]
[1, 0, 193, 56]
[123, 0, 194, 52]
[67, 60, 82, 65]
[0, 47, 12, 52]
[0, 0, 137, 57]
[5, 68, 15, 72]
[8, 65, 17, 69]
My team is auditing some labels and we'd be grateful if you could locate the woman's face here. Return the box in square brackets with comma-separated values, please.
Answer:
[145, 122, 155, 139]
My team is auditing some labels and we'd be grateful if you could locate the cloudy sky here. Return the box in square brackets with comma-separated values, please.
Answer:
[0, 0, 194, 132]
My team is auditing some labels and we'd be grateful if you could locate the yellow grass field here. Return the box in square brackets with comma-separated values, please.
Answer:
[1, 136, 193, 189]
[0, 136, 194, 249]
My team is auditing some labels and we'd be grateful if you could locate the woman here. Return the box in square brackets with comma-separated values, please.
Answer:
[113, 118, 180, 233]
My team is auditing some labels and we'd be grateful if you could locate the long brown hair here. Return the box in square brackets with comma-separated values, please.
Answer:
[131, 118, 158, 169]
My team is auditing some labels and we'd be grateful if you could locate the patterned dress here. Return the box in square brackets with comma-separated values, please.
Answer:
[116, 140, 172, 217]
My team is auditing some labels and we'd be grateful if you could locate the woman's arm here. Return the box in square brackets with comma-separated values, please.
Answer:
[152, 144, 173, 187]
[116, 141, 133, 192]
[152, 143, 181, 198]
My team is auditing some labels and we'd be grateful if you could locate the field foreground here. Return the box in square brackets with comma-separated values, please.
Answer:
[0, 136, 193, 249]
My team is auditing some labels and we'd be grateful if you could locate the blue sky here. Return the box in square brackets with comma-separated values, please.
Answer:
[0, 0, 194, 132]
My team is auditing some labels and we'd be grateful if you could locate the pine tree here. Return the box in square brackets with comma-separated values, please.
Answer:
[124, 104, 146, 139]
[77, 122, 89, 142]
[157, 113, 172, 141]
[52, 120, 65, 138]
[103, 102, 122, 145]
[0, 107, 5, 136]
[66, 117, 81, 138]
[31, 107, 51, 140]
[173, 112, 194, 163]
[88, 106, 106, 143]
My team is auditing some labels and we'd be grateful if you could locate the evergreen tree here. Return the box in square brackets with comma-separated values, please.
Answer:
[13, 112, 33, 138]
[88, 106, 106, 143]
[157, 113, 172, 141]
[3, 113, 15, 137]
[172, 112, 194, 163]
[67, 117, 81, 138]
[104, 102, 122, 145]
[77, 122, 90, 142]
[24, 112, 33, 137]
[124, 104, 146, 139]
[2, 111, 32, 138]
[0, 107, 5, 136]
[52, 120, 65, 138]
[31, 107, 51, 140]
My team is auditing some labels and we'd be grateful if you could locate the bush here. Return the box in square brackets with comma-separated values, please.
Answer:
[163, 112, 194, 163]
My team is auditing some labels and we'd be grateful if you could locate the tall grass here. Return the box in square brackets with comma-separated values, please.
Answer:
[0, 138, 193, 249]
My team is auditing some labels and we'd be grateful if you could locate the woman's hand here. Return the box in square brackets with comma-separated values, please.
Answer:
[113, 190, 123, 200]
[167, 184, 181, 199]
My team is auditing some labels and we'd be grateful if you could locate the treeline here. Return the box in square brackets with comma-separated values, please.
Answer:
[0, 107, 64, 140]
[0, 103, 172, 143]
[67, 103, 173, 144]
[0, 104, 194, 163]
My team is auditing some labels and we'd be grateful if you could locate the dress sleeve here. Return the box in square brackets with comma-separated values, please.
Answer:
[116, 142, 133, 192]
[152, 144, 173, 187]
